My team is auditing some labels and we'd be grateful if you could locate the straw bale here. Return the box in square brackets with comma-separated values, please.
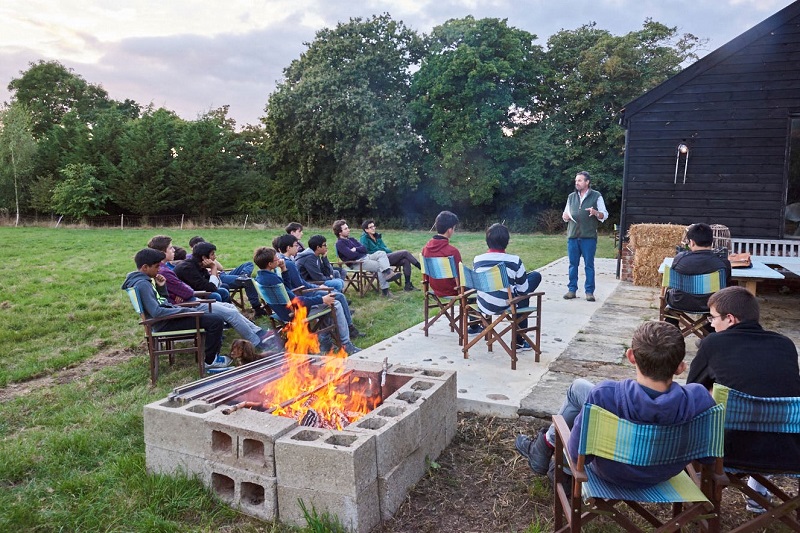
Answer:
[628, 224, 686, 250]
[632, 245, 675, 287]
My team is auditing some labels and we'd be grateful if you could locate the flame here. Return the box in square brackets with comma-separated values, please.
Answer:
[258, 298, 376, 429]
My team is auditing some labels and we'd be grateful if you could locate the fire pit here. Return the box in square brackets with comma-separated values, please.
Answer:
[143, 349, 456, 532]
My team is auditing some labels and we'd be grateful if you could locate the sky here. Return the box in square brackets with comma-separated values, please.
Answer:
[0, 0, 795, 127]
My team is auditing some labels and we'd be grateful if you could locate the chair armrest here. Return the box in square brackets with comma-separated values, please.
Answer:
[176, 300, 214, 312]
[507, 291, 544, 307]
[552, 415, 587, 484]
[295, 286, 332, 295]
[140, 310, 204, 326]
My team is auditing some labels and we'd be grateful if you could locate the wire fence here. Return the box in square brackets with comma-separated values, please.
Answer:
[0, 213, 283, 230]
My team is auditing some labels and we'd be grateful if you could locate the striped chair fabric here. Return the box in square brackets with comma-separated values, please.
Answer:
[421, 255, 457, 280]
[713, 384, 800, 434]
[661, 265, 726, 294]
[459, 262, 509, 294]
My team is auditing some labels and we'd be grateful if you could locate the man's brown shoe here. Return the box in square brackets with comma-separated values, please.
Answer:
[586, 293, 596, 302]
[563, 291, 576, 300]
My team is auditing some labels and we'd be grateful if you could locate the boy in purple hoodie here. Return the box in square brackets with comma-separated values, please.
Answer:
[516, 321, 715, 489]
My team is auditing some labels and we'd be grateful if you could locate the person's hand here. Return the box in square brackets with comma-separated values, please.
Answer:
[154, 274, 166, 287]
[586, 207, 598, 217]
[277, 258, 286, 271]
[322, 293, 335, 305]
[562, 212, 570, 222]
[174, 296, 184, 303]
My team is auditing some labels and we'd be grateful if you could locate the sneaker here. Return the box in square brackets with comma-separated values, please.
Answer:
[563, 291, 577, 300]
[516, 340, 533, 352]
[467, 324, 484, 335]
[515, 427, 553, 475]
[343, 342, 362, 355]
[404, 282, 420, 292]
[349, 325, 366, 338]
[206, 354, 233, 369]
[387, 272, 402, 284]
[253, 306, 269, 318]
[585, 293, 596, 302]
[744, 492, 769, 514]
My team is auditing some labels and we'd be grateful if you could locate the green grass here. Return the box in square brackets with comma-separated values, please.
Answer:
[0, 225, 615, 531]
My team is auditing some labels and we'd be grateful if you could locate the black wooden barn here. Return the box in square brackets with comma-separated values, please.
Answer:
[619, 0, 800, 241]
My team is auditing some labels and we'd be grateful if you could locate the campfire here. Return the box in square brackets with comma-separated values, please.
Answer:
[222, 301, 381, 429]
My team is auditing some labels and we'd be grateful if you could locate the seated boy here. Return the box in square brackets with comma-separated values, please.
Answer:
[296, 234, 345, 292]
[473, 223, 542, 351]
[122, 248, 231, 369]
[516, 320, 715, 489]
[253, 247, 361, 355]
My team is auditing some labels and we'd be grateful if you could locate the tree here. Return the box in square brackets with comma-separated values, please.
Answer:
[513, 20, 703, 213]
[410, 16, 545, 208]
[263, 13, 424, 215]
[0, 103, 38, 225]
[51, 163, 109, 221]
[7, 60, 113, 139]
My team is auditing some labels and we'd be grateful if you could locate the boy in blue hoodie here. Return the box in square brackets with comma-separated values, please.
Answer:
[516, 320, 715, 489]
[253, 247, 361, 355]
[122, 248, 231, 369]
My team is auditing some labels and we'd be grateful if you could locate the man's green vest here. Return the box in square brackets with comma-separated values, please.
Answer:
[566, 189, 601, 239]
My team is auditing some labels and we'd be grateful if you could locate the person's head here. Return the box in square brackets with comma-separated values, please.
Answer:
[361, 219, 377, 235]
[285, 222, 303, 240]
[434, 211, 459, 236]
[147, 235, 174, 261]
[173, 246, 187, 261]
[188, 236, 205, 248]
[575, 171, 591, 193]
[707, 286, 759, 331]
[134, 248, 166, 277]
[271, 235, 282, 250]
[277, 234, 300, 256]
[192, 242, 216, 262]
[333, 219, 350, 238]
[308, 234, 328, 255]
[628, 321, 686, 382]
[685, 223, 714, 248]
[253, 246, 278, 270]
[485, 223, 510, 251]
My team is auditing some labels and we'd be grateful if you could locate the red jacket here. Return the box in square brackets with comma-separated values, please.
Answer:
[422, 236, 462, 296]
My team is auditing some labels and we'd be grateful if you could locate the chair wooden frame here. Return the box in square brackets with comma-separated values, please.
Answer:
[421, 254, 464, 344]
[252, 279, 340, 348]
[124, 286, 206, 385]
[228, 286, 246, 311]
[709, 384, 800, 533]
[458, 262, 543, 370]
[336, 260, 380, 296]
[553, 403, 726, 533]
[659, 266, 726, 340]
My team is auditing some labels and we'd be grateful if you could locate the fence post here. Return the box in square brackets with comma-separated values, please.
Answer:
[120, 214, 124, 230]
[180, 214, 184, 230]
[243, 215, 248, 230]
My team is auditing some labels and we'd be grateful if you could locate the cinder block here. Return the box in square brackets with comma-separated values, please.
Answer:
[145, 444, 206, 480]
[275, 427, 376, 497]
[143, 399, 219, 456]
[348, 400, 422, 476]
[419, 413, 448, 462]
[205, 461, 278, 520]
[378, 446, 429, 520]
[205, 408, 297, 476]
[277, 479, 380, 533]
[389, 367, 456, 383]
[388, 375, 457, 442]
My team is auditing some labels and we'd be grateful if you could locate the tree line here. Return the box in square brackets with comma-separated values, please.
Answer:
[0, 14, 702, 230]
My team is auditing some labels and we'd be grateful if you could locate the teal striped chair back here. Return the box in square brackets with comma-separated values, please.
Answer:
[252, 279, 291, 306]
[713, 384, 800, 434]
[578, 403, 726, 466]
[459, 262, 509, 293]
[662, 265, 726, 294]
[125, 286, 144, 315]
[421, 255, 457, 280]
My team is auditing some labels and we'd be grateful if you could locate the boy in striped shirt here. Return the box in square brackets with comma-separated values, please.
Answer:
[473, 223, 542, 351]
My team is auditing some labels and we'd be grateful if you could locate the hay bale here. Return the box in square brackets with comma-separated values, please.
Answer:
[633, 245, 675, 287]
[628, 223, 686, 250]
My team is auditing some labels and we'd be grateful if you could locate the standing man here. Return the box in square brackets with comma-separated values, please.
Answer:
[562, 171, 608, 302]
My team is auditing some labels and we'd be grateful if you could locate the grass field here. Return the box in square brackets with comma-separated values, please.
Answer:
[0, 225, 615, 532]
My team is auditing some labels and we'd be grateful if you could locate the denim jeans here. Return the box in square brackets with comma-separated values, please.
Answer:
[219, 262, 260, 308]
[567, 237, 597, 294]
[545, 378, 595, 446]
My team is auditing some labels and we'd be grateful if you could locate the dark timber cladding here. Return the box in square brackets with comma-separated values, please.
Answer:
[619, 0, 800, 239]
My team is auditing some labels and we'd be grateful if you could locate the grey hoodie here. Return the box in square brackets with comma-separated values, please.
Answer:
[122, 271, 191, 327]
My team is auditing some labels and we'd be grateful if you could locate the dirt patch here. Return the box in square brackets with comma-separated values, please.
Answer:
[377, 413, 797, 532]
[0, 348, 140, 403]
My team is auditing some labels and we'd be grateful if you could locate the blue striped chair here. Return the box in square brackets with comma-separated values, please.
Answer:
[251, 279, 340, 348]
[421, 254, 464, 343]
[458, 262, 543, 370]
[659, 265, 726, 339]
[711, 384, 800, 532]
[124, 286, 206, 385]
[552, 403, 726, 532]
